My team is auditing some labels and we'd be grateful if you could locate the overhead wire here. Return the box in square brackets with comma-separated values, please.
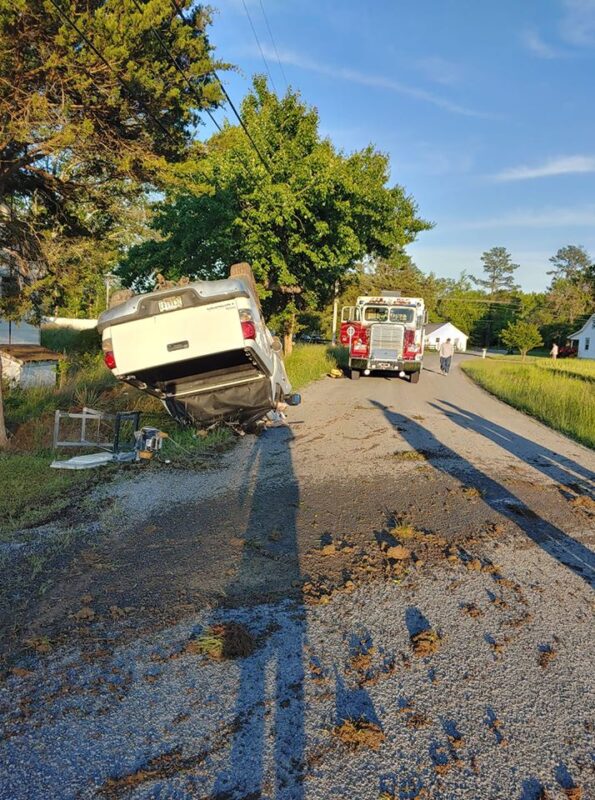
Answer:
[240, 0, 277, 93]
[169, 0, 273, 175]
[46, 0, 177, 145]
[258, 0, 288, 91]
[129, 0, 222, 132]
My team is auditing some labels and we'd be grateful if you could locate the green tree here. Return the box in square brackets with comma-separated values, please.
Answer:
[546, 246, 593, 332]
[0, 0, 227, 445]
[548, 245, 592, 284]
[501, 320, 543, 361]
[472, 247, 520, 346]
[473, 247, 520, 294]
[121, 78, 432, 352]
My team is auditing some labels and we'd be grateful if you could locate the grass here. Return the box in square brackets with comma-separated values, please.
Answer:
[1, 341, 346, 533]
[284, 344, 346, 390]
[0, 452, 95, 536]
[488, 352, 595, 381]
[462, 359, 595, 449]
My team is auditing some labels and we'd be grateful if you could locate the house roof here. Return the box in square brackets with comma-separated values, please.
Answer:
[0, 344, 62, 363]
[569, 313, 594, 340]
[424, 321, 467, 335]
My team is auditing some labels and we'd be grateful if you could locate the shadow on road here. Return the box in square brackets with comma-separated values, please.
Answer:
[212, 427, 305, 799]
[370, 401, 595, 589]
[432, 399, 595, 490]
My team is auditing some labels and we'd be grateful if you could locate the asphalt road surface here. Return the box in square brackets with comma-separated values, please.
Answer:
[1, 353, 594, 800]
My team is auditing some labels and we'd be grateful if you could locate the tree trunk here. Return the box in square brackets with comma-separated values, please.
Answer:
[0, 357, 8, 448]
[284, 331, 293, 356]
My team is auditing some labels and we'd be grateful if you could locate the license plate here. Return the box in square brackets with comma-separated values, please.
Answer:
[158, 295, 183, 313]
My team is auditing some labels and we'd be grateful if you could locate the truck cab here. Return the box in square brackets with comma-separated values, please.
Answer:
[339, 292, 426, 382]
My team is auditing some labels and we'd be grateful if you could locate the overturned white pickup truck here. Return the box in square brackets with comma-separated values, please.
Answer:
[97, 264, 300, 430]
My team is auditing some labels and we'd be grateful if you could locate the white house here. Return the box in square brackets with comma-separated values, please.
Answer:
[424, 322, 468, 352]
[569, 313, 595, 359]
[0, 344, 62, 387]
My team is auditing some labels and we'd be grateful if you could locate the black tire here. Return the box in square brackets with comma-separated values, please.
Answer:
[350, 368, 360, 380]
[409, 370, 421, 384]
[229, 262, 262, 312]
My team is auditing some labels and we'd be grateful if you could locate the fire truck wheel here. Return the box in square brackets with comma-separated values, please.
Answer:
[409, 370, 421, 384]
[350, 368, 360, 380]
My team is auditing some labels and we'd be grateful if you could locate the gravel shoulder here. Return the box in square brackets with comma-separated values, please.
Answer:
[1, 353, 594, 799]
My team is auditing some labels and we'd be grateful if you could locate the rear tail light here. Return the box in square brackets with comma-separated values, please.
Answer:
[102, 338, 117, 369]
[241, 320, 256, 340]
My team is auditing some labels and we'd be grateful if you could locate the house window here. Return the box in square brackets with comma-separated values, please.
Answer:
[585, 337, 590, 351]
[435, 337, 440, 344]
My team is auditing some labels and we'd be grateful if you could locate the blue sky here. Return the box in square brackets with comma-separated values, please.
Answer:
[203, 0, 595, 292]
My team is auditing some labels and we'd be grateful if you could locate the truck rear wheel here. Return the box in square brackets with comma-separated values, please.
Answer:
[409, 370, 421, 384]
[350, 368, 360, 380]
[229, 262, 262, 312]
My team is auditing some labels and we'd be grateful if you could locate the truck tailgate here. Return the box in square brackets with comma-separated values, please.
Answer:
[111, 299, 243, 375]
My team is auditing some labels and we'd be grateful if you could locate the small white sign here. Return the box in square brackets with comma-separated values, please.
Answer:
[346, 325, 356, 337]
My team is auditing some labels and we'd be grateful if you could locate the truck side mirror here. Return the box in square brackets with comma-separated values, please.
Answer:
[271, 336, 283, 353]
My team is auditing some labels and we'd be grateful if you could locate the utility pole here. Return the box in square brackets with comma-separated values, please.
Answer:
[331, 280, 339, 345]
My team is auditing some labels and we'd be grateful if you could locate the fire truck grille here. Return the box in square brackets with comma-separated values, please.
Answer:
[369, 324, 404, 361]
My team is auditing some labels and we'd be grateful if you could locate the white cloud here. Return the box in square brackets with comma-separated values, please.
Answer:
[560, 0, 595, 46]
[445, 206, 595, 231]
[492, 155, 595, 181]
[521, 29, 564, 58]
[257, 46, 492, 119]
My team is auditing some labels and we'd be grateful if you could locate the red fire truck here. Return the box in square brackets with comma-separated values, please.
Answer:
[339, 292, 427, 382]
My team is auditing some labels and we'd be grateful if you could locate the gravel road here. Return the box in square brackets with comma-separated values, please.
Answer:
[1, 353, 594, 800]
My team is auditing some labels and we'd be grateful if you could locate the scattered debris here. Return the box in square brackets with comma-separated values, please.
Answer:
[538, 643, 558, 669]
[333, 719, 385, 750]
[386, 545, 411, 561]
[461, 602, 483, 618]
[410, 629, 441, 657]
[73, 606, 96, 622]
[184, 622, 256, 661]
[393, 450, 426, 462]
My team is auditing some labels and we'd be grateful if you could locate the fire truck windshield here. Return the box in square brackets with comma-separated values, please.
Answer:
[363, 305, 415, 323]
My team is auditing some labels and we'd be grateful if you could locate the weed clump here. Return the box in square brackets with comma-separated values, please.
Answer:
[333, 718, 385, 750]
[184, 622, 256, 661]
[410, 629, 441, 657]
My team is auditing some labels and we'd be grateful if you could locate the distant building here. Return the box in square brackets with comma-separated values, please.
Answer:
[424, 322, 468, 352]
[0, 344, 61, 388]
[569, 313, 595, 360]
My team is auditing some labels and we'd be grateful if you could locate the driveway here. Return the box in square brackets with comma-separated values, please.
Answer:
[1, 353, 594, 799]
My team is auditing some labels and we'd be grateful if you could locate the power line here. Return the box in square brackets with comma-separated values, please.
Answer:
[258, 0, 288, 91]
[47, 0, 177, 144]
[241, 0, 277, 93]
[169, 0, 273, 174]
[129, 0, 222, 132]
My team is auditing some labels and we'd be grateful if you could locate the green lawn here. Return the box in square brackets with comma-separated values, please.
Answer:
[462, 359, 595, 449]
[285, 344, 345, 390]
[0, 453, 94, 536]
[1, 342, 343, 534]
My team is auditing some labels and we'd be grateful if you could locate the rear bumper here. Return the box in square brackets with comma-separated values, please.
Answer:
[350, 357, 421, 373]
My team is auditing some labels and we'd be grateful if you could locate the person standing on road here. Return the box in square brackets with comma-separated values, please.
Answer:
[439, 338, 454, 375]
[550, 342, 559, 360]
